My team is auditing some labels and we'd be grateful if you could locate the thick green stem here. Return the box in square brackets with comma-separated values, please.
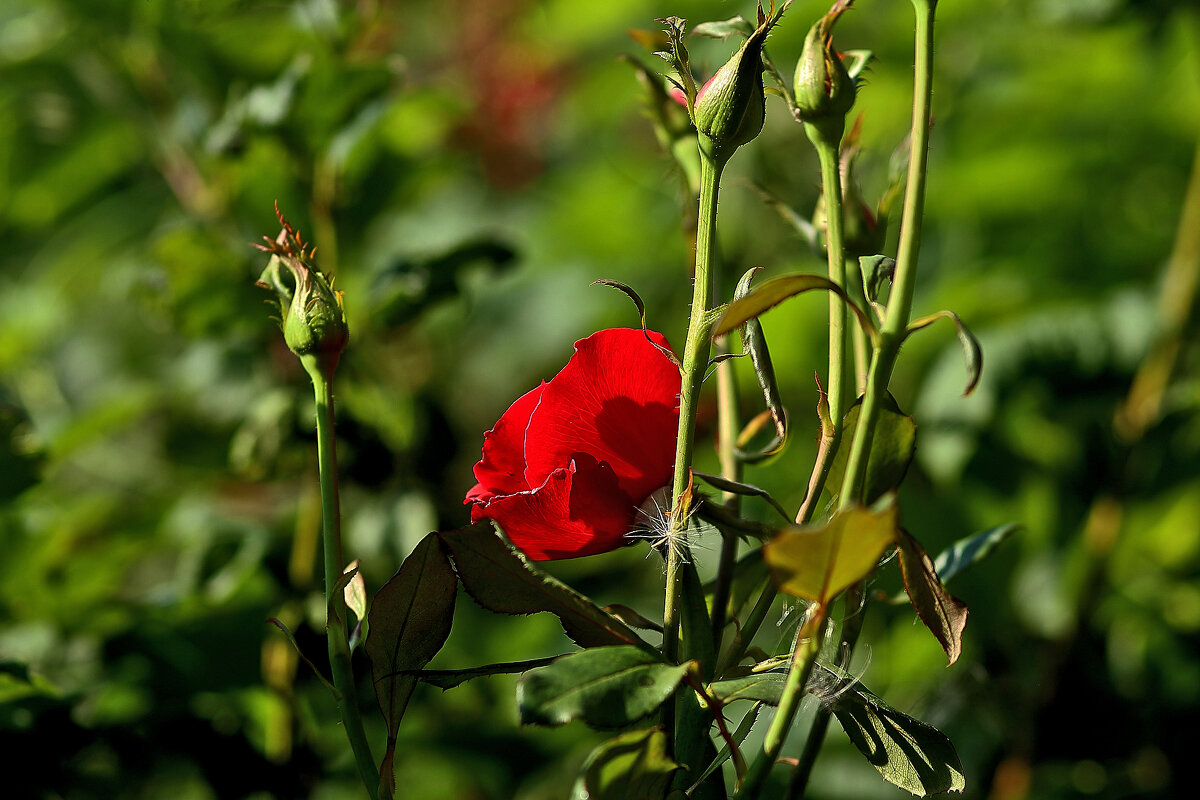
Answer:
[663, 152, 724, 767]
[665, 153, 723, 664]
[307, 359, 380, 800]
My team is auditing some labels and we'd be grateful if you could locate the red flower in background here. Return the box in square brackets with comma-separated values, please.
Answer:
[466, 328, 681, 560]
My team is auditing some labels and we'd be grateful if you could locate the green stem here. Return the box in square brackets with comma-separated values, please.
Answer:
[664, 152, 723, 668]
[840, 0, 936, 504]
[784, 4, 939, 798]
[734, 610, 826, 800]
[710, 333, 743, 652]
[307, 358, 380, 800]
[809, 125, 852, 432]
[731, 93, 856, 800]
[662, 150, 724, 781]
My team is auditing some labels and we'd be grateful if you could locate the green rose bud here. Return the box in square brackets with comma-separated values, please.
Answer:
[793, 0, 857, 143]
[256, 206, 348, 375]
[691, 9, 782, 165]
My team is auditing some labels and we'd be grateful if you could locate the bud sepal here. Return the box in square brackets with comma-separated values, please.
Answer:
[256, 203, 349, 377]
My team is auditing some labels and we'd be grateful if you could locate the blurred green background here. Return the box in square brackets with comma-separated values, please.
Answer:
[2, 0, 1198, 798]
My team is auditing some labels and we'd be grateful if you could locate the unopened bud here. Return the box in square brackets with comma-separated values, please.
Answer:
[256, 206, 348, 374]
[692, 12, 780, 164]
[793, 1, 857, 142]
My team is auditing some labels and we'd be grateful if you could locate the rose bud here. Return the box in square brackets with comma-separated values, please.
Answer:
[692, 10, 782, 165]
[256, 211, 348, 374]
[793, 0, 857, 142]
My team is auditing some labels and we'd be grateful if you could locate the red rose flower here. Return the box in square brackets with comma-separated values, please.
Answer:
[465, 328, 681, 560]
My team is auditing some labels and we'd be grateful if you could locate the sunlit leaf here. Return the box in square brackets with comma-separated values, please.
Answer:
[764, 499, 899, 605]
[712, 273, 877, 343]
[826, 394, 917, 505]
[517, 646, 690, 728]
[343, 559, 369, 650]
[571, 728, 680, 800]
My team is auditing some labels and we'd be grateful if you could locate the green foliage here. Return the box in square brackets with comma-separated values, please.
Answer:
[439, 522, 653, 652]
[517, 646, 690, 729]
[2, 0, 1198, 797]
[364, 532, 457, 793]
[571, 728, 680, 800]
[827, 670, 967, 796]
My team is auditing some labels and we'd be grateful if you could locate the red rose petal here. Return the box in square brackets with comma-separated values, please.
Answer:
[471, 454, 637, 560]
[466, 382, 545, 504]
[522, 329, 680, 505]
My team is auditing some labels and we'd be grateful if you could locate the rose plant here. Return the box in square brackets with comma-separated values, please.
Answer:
[258, 2, 1010, 799]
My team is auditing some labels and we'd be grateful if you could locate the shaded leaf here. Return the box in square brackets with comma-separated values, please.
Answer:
[895, 530, 969, 665]
[517, 646, 690, 728]
[572, 728, 680, 800]
[860, 254, 895, 305]
[365, 533, 457, 793]
[594, 279, 683, 369]
[439, 521, 652, 652]
[907, 310, 983, 396]
[748, 181, 819, 247]
[373, 239, 516, 326]
[688, 702, 763, 792]
[707, 671, 787, 705]
[933, 523, 1019, 585]
[605, 604, 664, 633]
[693, 471, 790, 521]
[267, 618, 336, 693]
[830, 679, 966, 795]
[826, 394, 917, 505]
[413, 657, 561, 690]
[0, 661, 61, 704]
[657, 16, 696, 109]
[712, 273, 877, 342]
[733, 267, 788, 462]
[681, 560, 716, 682]
[764, 499, 899, 605]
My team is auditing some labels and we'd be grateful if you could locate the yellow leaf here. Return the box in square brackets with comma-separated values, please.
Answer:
[763, 500, 899, 605]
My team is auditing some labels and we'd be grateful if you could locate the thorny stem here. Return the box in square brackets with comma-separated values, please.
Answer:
[786, 4, 940, 797]
[663, 150, 724, 751]
[307, 358, 380, 800]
